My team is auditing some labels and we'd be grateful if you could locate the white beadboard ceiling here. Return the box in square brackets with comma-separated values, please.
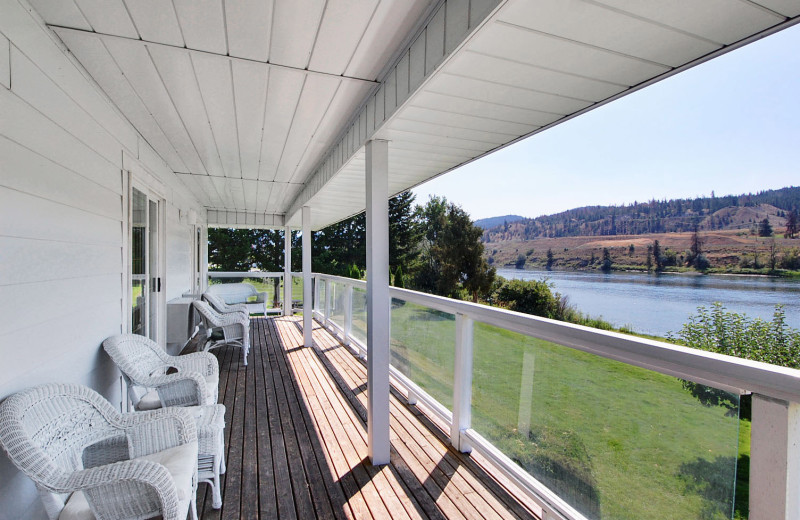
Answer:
[30, 0, 800, 229]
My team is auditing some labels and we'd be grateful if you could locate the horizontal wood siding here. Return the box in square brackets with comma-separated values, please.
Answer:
[0, 1, 204, 517]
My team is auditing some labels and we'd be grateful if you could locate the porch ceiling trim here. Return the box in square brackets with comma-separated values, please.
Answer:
[49, 26, 381, 87]
[207, 210, 285, 230]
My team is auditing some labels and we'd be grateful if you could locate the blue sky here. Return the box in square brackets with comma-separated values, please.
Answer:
[412, 24, 800, 221]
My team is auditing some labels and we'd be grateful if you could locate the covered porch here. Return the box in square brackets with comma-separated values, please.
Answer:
[198, 315, 537, 520]
[3, 0, 800, 518]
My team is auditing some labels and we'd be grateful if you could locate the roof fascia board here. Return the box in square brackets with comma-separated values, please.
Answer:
[286, 0, 507, 223]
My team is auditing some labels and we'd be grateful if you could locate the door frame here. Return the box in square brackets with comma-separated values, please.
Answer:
[126, 169, 167, 346]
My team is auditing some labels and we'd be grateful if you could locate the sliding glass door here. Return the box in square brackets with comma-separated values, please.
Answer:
[130, 186, 163, 341]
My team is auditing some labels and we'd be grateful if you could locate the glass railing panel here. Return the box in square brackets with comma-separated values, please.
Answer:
[351, 287, 367, 345]
[314, 279, 326, 313]
[290, 276, 303, 309]
[389, 299, 456, 410]
[471, 323, 741, 520]
[329, 282, 346, 330]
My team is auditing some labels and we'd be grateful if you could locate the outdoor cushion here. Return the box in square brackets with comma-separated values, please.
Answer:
[59, 441, 198, 520]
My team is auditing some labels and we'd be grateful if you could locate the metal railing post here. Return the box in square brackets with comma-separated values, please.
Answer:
[451, 312, 474, 453]
[313, 276, 320, 312]
[324, 279, 332, 326]
[344, 284, 353, 346]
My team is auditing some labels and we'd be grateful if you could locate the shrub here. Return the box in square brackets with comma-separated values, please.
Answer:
[515, 254, 526, 269]
[693, 253, 711, 270]
[781, 248, 800, 270]
[393, 265, 405, 288]
[668, 303, 800, 418]
[493, 279, 563, 320]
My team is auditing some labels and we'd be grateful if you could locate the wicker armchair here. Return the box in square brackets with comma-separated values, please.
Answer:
[202, 292, 249, 318]
[103, 334, 219, 411]
[193, 300, 250, 366]
[0, 383, 198, 520]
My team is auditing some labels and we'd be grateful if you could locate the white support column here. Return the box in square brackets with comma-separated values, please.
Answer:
[366, 139, 390, 465]
[451, 313, 474, 453]
[750, 394, 800, 519]
[343, 284, 353, 346]
[283, 226, 292, 316]
[302, 206, 313, 348]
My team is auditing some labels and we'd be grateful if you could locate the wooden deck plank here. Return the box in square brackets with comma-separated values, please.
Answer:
[199, 316, 539, 520]
[264, 318, 342, 520]
[319, 333, 521, 520]
[252, 319, 278, 519]
[277, 321, 372, 520]
[310, 332, 482, 520]
[277, 319, 398, 519]
[297, 337, 418, 520]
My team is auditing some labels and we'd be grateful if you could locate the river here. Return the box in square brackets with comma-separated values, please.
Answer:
[496, 268, 800, 336]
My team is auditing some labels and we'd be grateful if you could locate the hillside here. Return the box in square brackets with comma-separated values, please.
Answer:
[474, 214, 525, 230]
[482, 186, 800, 242]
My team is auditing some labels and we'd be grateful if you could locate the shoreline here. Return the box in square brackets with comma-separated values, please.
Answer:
[497, 265, 800, 279]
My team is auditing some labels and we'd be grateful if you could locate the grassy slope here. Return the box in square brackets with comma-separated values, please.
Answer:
[389, 302, 744, 520]
[487, 230, 800, 275]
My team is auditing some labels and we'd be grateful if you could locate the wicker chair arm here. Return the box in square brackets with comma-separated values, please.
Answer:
[228, 303, 249, 313]
[134, 371, 207, 408]
[220, 323, 246, 340]
[217, 312, 249, 327]
[254, 291, 268, 303]
[62, 459, 182, 520]
[170, 351, 219, 377]
[120, 408, 197, 457]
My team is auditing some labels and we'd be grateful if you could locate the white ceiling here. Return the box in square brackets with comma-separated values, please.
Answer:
[29, 0, 800, 229]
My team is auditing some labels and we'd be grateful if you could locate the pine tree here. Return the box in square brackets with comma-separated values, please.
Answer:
[653, 240, 664, 271]
[601, 248, 612, 272]
[759, 217, 773, 237]
[389, 191, 422, 274]
[787, 209, 798, 239]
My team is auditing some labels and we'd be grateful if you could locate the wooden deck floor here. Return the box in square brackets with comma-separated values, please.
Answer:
[197, 316, 540, 520]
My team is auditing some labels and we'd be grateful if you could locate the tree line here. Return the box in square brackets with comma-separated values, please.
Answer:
[483, 186, 800, 241]
[208, 192, 497, 302]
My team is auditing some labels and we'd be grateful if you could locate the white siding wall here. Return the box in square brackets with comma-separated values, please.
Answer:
[0, 1, 205, 517]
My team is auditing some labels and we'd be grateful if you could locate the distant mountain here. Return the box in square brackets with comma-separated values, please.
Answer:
[483, 186, 800, 241]
[475, 215, 525, 230]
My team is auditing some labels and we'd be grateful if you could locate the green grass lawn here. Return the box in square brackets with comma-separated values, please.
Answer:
[389, 301, 745, 520]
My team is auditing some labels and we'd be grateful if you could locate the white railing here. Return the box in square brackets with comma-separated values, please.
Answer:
[311, 272, 800, 520]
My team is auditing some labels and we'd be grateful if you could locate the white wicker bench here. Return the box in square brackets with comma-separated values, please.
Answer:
[206, 282, 268, 315]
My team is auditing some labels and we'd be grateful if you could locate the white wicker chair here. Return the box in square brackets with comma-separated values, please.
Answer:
[193, 300, 250, 366]
[0, 383, 198, 520]
[202, 292, 249, 318]
[103, 334, 227, 510]
[103, 334, 219, 411]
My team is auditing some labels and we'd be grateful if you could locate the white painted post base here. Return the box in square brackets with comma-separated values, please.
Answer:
[750, 394, 800, 520]
[451, 313, 474, 453]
